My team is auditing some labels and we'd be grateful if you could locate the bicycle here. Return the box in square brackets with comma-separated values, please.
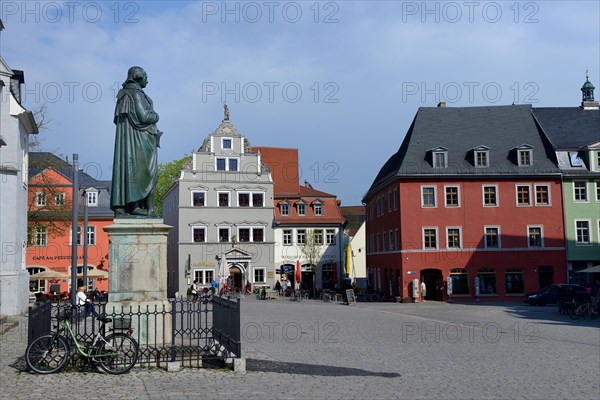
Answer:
[569, 302, 599, 320]
[25, 306, 139, 375]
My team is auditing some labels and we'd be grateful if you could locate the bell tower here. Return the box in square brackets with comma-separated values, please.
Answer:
[581, 71, 599, 110]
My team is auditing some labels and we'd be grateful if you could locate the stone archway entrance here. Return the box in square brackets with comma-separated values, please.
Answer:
[421, 268, 443, 301]
[228, 265, 244, 290]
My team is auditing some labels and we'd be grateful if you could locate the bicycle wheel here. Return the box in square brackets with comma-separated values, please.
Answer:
[26, 334, 69, 374]
[569, 307, 582, 320]
[97, 333, 139, 374]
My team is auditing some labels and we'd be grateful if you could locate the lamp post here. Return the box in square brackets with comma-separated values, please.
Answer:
[70, 154, 79, 306]
[82, 189, 88, 290]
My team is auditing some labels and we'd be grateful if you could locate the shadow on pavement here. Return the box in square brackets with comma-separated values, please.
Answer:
[246, 358, 401, 378]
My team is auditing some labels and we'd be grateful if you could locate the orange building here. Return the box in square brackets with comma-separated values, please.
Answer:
[26, 152, 112, 296]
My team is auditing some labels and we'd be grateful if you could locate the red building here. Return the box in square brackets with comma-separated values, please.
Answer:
[363, 105, 566, 302]
[26, 153, 112, 296]
[253, 147, 346, 293]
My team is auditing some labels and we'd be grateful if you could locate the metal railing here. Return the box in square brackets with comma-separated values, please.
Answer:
[27, 295, 241, 370]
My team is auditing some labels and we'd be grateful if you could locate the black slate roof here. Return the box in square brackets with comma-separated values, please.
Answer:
[29, 152, 113, 218]
[532, 107, 600, 149]
[365, 105, 560, 200]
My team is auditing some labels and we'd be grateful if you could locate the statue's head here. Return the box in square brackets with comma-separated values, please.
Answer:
[124, 66, 148, 88]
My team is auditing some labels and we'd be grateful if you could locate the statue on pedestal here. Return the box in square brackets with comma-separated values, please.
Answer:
[110, 66, 162, 217]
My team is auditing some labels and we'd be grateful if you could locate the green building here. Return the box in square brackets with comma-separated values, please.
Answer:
[533, 75, 600, 285]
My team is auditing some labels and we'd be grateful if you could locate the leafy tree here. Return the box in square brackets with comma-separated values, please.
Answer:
[27, 105, 72, 242]
[299, 229, 323, 298]
[155, 155, 192, 216]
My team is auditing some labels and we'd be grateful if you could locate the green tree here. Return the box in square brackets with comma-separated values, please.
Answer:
[299, 229, 323, 299]
[155, 155, 192, 216]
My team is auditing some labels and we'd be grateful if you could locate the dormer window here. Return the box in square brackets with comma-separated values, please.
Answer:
[472, 146, 490, 167]
[516, 145, 533, 167]
[312, 200, 323, 216]
[296, 201, 306, 216]
[568, 152, 583, 167]
[430, 147, 448, 168]
[279, 201, 290, 216]
[222, 138, 232, 149]
[86, 190, 99, 207]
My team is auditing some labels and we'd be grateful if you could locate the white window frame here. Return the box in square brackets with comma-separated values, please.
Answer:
[35, 192, 47, 207]
[444, 185, 460, 208]
[191, 226, 207, 243]
[218, 226, 231, 243]
[297, 203, 306, 216]
[54, 192, 66, 207]
[87, 191, 98, 207]
[283, 229, 292, 246]
[221, 137, 233, 149]
[191, 191, 206, 207]
[217, 191, 230, 207]
[251, 192, 265, 207]
[527, 225, 544, 248]
[297, 229, 306, 245]
[237, 227, 252, 242]
[475, 150, 489, 167]
[280, 203, 290, 216]
[595, 181, 600, 202]
[215, 157, 240, 172]
[422, 227, 438, 250]
[518, 149, 533, 166]
[515, 184, 532, 207]
[237, 192, 251, 207]
[573, 181, 588, 202]
[421, 185, 437, 208]
[313, 202, 323, 216]
[253, 227, 265, 242]
[484, 226, 501, 249]
[534, 184, 551, 206]
[574, 219, 592, 245]
[326, 229, 335, 245]
[314, 229, 324, 245]
[86, 226, 96, 246]
[446, 226, 462, 249]
[433, 151, 447, 168]
[482, 184, 499, 207]
[33, 226, 47, 247]
[253, 267, 266, 284]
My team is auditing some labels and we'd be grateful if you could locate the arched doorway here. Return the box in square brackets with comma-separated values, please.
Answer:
[228, 265, 244, 290]
[421, 268, 443, 301]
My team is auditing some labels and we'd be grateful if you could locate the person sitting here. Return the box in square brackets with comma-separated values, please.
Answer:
[76, 286, 99, 318]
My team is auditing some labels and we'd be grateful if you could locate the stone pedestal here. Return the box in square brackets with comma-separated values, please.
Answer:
[103, 218, 173, 347]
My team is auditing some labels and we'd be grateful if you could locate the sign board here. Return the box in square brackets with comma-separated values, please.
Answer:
[283, 265, 294, 273]
[345, 289, 356, 305]
[407, 271, 416, 275]
[447, 276, 453, 295]
[474, 276, 480, 297]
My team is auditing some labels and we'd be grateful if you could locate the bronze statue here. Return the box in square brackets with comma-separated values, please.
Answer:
[110, 66, 162, 217]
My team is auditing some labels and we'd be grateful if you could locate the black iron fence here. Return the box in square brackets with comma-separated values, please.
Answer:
[27, 295, 241, 370]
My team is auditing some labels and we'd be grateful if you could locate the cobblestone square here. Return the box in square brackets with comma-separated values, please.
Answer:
[1, 299, 599, 399]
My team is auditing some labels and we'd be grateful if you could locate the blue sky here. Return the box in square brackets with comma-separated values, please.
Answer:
[1, 1, 598, 205]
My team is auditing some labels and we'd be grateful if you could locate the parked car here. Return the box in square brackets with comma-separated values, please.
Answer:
[524, 284, 588, 306]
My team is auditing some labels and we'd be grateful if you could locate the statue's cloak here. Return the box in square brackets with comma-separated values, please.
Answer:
[110, 84, 161, 211]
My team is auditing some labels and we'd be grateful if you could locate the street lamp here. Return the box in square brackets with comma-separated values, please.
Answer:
[82, 189, 89, 289]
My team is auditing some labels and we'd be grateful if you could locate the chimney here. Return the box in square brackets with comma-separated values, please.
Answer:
[437, 101, 446, 108]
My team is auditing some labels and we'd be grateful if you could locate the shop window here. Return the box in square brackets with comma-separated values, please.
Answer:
[505, 269, 524, 294]
[477, 268, 497, 294]
[449, 268, 469, 295]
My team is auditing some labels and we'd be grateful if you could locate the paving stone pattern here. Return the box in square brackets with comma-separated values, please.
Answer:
[1, 299, 599, 400]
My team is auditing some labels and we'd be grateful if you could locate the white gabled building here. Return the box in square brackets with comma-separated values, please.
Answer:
[0, 19, 40, 316]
